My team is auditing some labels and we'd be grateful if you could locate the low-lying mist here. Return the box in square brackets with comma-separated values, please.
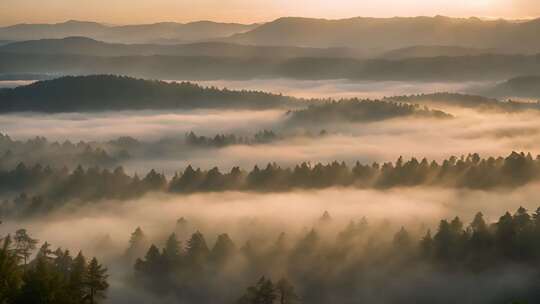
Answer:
[0, 109, 285, 142]
[3, 184, 539, 259]
[3, 184, 540, 304]
[1, 106, 540, 174]
[193, 79, 496, 100]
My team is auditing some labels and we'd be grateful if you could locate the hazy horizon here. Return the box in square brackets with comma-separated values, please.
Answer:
[0, 0, 539, 26]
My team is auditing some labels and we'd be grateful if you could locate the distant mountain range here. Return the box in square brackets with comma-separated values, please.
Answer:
[2, 16, 540, 82]
[226, 16, 540, 54]
[2, 16, 540, 54]
[0, 37, 364, 58]
[0, 20, 257, 44]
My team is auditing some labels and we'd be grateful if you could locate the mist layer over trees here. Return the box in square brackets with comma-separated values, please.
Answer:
[1, 152, 540, 218]
[0, 227, 109, 304]
[128, 206, 540, 304]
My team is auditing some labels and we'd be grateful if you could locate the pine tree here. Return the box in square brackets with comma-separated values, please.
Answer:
[16, 255, 66, 304]
[210, 233, 236, 266]
[276, 278, 300, 304]
[125, 227, 147, 261]
[68, 252, 87, 303]
[84, 257, 109, 304]
[186, 231, 210, 264]
[420, 230, 434, 259]
[393, 227, 412, 250]
[238, 276, 277, 304]
[13, 229, 38, 266]
[162, 233, 181, 263]
[0, 235, 21, 303]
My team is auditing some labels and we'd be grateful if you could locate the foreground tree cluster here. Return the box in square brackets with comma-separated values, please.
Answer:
[131, 207, 540, 304]
[1, 152, 540, 217]
[0, 229, 108, 304]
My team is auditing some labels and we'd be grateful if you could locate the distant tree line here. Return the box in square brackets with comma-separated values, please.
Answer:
[386, 93, 540, 112]
[185, 130, 280, 147]
[130, 206, 540, 304]
[0, 228, 108, 304]
[0, 133, 125, 170]
[287, 99, 451, 124]
[0, 130, 293, 170]
[1, 152, 540, 217]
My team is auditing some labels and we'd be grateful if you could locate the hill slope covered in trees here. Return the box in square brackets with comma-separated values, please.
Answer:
[287, 100, 451, 124]
[0, 75, 298, 112]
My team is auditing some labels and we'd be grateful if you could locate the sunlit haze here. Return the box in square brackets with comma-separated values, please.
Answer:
[0, 0, 538, 25]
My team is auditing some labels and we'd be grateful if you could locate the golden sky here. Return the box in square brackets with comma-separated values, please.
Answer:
[0, 0, 539, 26]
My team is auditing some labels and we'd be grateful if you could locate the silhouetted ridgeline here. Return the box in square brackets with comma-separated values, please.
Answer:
[2, 52, 540, 81]
[0, 76, 454, 117]
[0, 37, 364, 58]
[287, 100, 451, 124]
[386, 92, 540, 112]
[0, 20, 257, 44]
[131, 207, 540, 304]
[1, 152, 539, 217]
[0, 75, 297, 112]
[480, 75, 540, 99]
[227, 16, 540, 53]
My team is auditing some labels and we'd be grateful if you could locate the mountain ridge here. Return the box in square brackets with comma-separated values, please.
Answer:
[0, 20, 258, 44]
[226, 16, 540, 53]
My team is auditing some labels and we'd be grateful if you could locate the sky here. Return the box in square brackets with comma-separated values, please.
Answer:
[0, 0, 539, 26]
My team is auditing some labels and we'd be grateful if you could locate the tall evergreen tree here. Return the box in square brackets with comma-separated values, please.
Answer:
[125, 227, 147, 261]
[68, 252, 87, 303]
[238, 276, 277, 304]
[186, 231, 210, 263]
[15, 255, 66, 304]
[210, 233, 236, 266]
[13, 229, 38, 266]
[83, 258, 109, 304]
[162, 233, 181, 263]
[0, 235, 21, 303]
[276, 278, 300, 304]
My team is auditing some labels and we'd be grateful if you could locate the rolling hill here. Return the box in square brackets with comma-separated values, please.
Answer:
[0, 20, 258, 44]
[0, 75, 298, 112]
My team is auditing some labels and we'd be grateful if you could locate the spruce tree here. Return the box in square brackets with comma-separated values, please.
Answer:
[84, 257, 109, 304]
